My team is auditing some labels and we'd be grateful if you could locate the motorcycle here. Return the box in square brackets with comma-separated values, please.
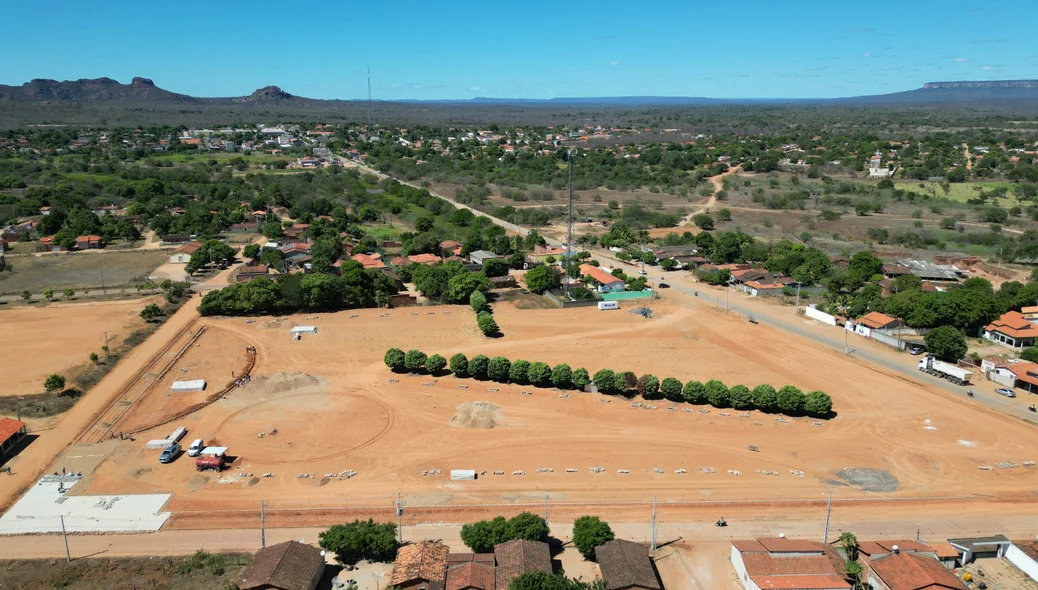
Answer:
[1029, 405, 1036, 413]
[967, 390, 974, 398]
[715, 518, 727, 527]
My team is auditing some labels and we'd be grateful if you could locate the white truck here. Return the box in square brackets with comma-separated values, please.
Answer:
[917, 354, 973, 385]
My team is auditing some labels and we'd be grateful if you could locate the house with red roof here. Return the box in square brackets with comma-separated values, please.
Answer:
[984, 310, 1038, 349]
[865, 550, 966, 590]
[0, 418, 28, 457]
[408, 253, 442, 265]
[75, 235, 103, 250]
[351, 253, 386, 269]
[731, 537, 851, 590]
[579, 264, 625, 293]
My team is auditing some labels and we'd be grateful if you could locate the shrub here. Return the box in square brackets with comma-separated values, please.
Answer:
[318, 519, 399, 565]
[705, 379, 730, 407]
[572, 516, 614, 561]
[776, 385, 805, 414]
[804, 390, 833, 418]
[488, 356, 511, 382]
[751, 384, 777, 412]
[636, 374, 660, 398]
[469, 355, 490, 380]
[551, 364, 573, 389]
[660, 377, 683, 401]
[729, 384, 753, 410]
[593, 369, 616, 393]
[509, 360, 531, 384]
[384, 348, 405, 371]
[683, 380, 707, 404]
[477, 310, 499, 336]
[572, 368, 590, 389]
[527, 362, 552, 387]
[449, 353, 468, 377]
[460, 512, 549, 553]
[44, 374, 66, 394]
[470, 290, 489, 313]
[404, 350, 428, 372]
[426, 354, 447, 375]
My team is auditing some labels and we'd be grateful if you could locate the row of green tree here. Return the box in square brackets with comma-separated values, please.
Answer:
[384, 349, 833, 418]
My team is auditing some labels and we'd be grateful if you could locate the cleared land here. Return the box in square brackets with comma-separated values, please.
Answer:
[0, 298, 158, 397]
[65, 294, 1038, 527]
[0, 250, 169, 294]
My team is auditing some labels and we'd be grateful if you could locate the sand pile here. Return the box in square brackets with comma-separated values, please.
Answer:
[257, 317, 294, 330]
[249, 372, 320, 396]
[450, 401, 500, 429]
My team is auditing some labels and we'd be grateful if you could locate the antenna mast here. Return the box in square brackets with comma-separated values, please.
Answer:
[367, 66, 373, 129]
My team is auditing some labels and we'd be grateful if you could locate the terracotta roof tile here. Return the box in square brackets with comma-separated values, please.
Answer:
[446, 562, 495, 590]
[579, 263, 624, 285]
[868, 552, 966, 590]
[741, 554, 836, 576]
[856, 312, 898, 330]
[757, 538, 826, 554]
[391, 541, 449, 587]
[494, 540, 551, 588]
[595, 539, 660, 590]
[239, 541, 325, 590]
[752, 574, 850, 589]
[0, 418, 26, 445]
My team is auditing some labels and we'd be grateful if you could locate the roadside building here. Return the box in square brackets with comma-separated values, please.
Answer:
[238, 540, 326, 590]
[445, 561, 495, 590]
[865, 550, 966, 590]
[237, 264, 270, 282]
[984, 360, 1038, 392]
[409, 253, 442, 265]
[469, 250, 499, 266]
[37, 236, 65, 252]
[595, 539, 661, 590]
[897, 259, 965, 282]
[75, 235, 103, 250]
[494, 539, 551, 589]
[580, 264, 626, 293]
[351, 253, 386, 269]
[1006, 539, 1038, 581]
[390, 540, 449, 590]
[852, 312, 902, 338]
[0, 418, 27, 457]
[169, 241, 202, 264]
[947, 535, 1011, 563]
[856, 540, 934, 567]
[983, 311, 1038, 349]
[731, 537, 850, 590]
[281, 243, 311, 263]
[528, 245, 567, 263]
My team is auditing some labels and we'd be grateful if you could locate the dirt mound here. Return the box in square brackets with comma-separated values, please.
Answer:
[186, 475, 210, 491]
[248, 373, 320, 396]
[450, 401, 500, 429]
[831, 467, 899, 492]
[127, 467, 152, 479]
[256, 317, 293, 330]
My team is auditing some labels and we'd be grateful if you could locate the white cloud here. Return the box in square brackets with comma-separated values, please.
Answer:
[609, 60, 620, 66]
[862, 52, 871, 58]
[954, 57, 971, 63]
[468, 86, 485, 92]
[980, 65, 994, 70]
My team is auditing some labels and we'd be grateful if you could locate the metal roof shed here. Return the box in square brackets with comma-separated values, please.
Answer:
[171, 380, 207, 392]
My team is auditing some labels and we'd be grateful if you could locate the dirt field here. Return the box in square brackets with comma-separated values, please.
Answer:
[0, 250, 169, 294]
[0, 298, 159, 397]
[68, 293, 1038, 523]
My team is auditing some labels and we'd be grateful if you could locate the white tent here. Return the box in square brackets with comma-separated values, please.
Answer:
[450, 469, 476, 481]
[290, 326, 317, 334]
[171, 379, 206, 392]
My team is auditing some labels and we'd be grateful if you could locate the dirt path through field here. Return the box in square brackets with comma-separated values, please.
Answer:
[679, 166, 741, 227]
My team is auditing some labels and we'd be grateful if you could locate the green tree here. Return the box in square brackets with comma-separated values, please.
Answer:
[449, 353, 469, 377]
[509, 572, 606, 590]
[415, 216, 434, 232]
[317, 519, 399, 565]
[571, 516, 614, 561]
[507, 512, 550, 543]
[776, 385, 806, 414]
[572, 368, 590, 389]
[637, 374, 660, 398]
[660, 377, 683, 401]
[488, 356, 511, 382]
[660, 258, 678, 271]
[89, 352, 99, 364]
[447, 271, 491, 304]
[751, 384, 778, 412]
[509, 360, 531, 384]
[460, 516, 511, 553]
[483, 258, 510, 278]
[525, 265, 561, 294]
[44, 373, 66, 394]
[21, 290, 31, 302]
[470, 290, 489, 313]
[551, 364, 573, 389]
[593, 369, 616, 393]
[477, 310, 499, 336]
[426, 354, 447, 375]
[139, 303, 163, 322]
[300, 273, 345, 311]
[845, 561, 864, 589]
[43, 289, 53, 301]
[692, 214, 714, 230]
[527, 361, 552, 387]
[683, 380, 707, 404]
[839, 531, 859, 561]
[924, 326, 968, 362]
[469, 355, 490, 380]
[1021, 348, 1038, 363]
[705, 379, 730, 407]
[404, 349, 428, 372]
[384, 348, 405, 372]
[804, 391, 833, 418]
[243, 244, 260, 259]
[729, 384, 753, 410]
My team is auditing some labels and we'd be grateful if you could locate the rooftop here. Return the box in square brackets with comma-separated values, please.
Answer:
[580, 263, 624, 285]
[753, 574, 851, 589]
[897, 259, 962, 281]
[758, 537, 826, 554]
[856, 312, 899, 330]
[445, 562, 495, 590]
[595, 539, 661, 590]
[494, 539, 551, 588]
[390, 541, 449, 586]
[0, 417, 26, 445]
[239, 541, 325, 590]
[868, 552, 967, 590]
[985, 311, 1038, 339]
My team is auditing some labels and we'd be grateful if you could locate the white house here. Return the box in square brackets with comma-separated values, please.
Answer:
[169, 241, 202, 264]
[579, 264, 625, 294]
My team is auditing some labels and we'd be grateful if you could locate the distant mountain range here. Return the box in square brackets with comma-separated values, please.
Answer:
[2, 76, 1038, 106]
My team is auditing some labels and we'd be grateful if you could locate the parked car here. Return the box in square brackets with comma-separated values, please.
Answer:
[159, 443, 182, 464]
[995, 388, 1016, 398]
[187, 439, 204, 457]
[909, 346, 925, 355]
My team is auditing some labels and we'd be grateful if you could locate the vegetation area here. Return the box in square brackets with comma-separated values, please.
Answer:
[385, 348, 833, 418]
[317, 519, 399, 565]
[460, 512, 550, 553]
[0, 551, 252, 590]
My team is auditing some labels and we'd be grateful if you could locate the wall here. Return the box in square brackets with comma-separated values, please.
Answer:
[1006, 544, 1038, 582]
[729, 546, 762, 590]
[805, 305, 838, 326]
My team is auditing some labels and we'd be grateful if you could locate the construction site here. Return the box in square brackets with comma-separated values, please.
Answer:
[2, 291, 1037, 536]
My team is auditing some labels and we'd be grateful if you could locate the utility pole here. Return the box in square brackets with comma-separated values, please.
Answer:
[103, 332, 109, 359]
[822, 489, 832, 543]
[16, 397, 22, 422]
[544, 494, 549, 525]
[650, 494, 658, 557]
[100, 270, 106, 297]
[844, 327, 849, 354]
[260, 500, 266, 548]
[565, 149, 574, 301]
[60, 515, 70, 562]
[794, 283, 801, 313]
[395, 492, 404, 542]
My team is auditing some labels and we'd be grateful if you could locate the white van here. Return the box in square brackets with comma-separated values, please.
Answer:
[187, 439, 204, 457]
[598, 301, 619, 310]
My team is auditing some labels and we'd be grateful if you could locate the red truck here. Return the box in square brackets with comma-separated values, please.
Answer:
[194, 446, 228, 472]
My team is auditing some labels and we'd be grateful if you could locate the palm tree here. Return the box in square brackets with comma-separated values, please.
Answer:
[839, 531, 859, 562]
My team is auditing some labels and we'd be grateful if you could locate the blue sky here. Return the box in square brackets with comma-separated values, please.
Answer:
[4, 0, 1037, 100]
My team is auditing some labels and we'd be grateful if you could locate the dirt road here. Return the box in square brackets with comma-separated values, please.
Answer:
[679, 166, 741, 227]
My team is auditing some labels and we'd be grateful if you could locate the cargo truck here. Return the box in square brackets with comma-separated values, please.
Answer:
[195, 446, 228, 472]
[917, 354, 973, 385]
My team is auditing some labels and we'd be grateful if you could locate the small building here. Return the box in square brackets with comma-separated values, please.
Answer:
[986, 360, 1038, 393]
[445, 562, 495, 590]
[528, 245, 568, 263]
[1006, 539, 1038, 582]
[489, 275, 518, 289]
[409, 253, 442, 265]
[441, 240, 463, 256]
[170, 241, 202, 264]
[595, 539, 661, 590]
[580, 264, 626, 293]
[0, 418, 28, 457]
[237, 264, 270, 282]
[947, 535, 1011, 563]
[856, 540, 935, 567]
[239, 540, 326, 590]
[351, 253, 386, 269]
[852, 312, 902, 338]
[897, 259, 965, 282]
[731, 538, 850, 590]
[928, 543, 961, 569]
[494, 539, 551, 589]
[469, 250, 499, 266]
[390, 540, 449, 590]
[866, 551, 966, 590]
[161, 234, 191, 245]
[281, 243, 311, 262]
[37, 236, 65, 252]
[983, 311, 1038, 349]
[75, 235, 103, 250]
[170, 380, 207, 392]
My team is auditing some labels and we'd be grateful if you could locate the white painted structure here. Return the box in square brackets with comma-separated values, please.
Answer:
[290, 326, 317, 334]
[146, 439, 171, 449]
[450, 469, 476, 481]
[169, 426, 187, 443]
[171, 379, 206, 392]
[598, 301, 619, 310]
[0, 475, 171, 534]
[804, 305, 837, 326]
[1006, 542, 1038, 582]
[200, 446, 228, 456]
